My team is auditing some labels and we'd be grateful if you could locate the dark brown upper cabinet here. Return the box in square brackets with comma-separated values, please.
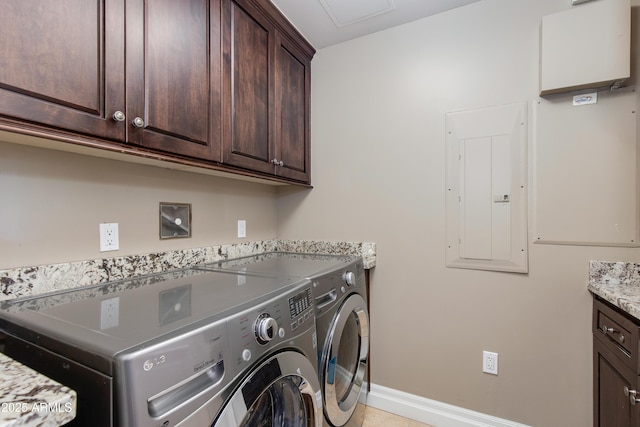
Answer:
[0, 0, 313, 184]
[125, 0, 222, 161]
[0, 0, 126, 141]
[222, 0, 312, 183]
[274, 32, 311, 182]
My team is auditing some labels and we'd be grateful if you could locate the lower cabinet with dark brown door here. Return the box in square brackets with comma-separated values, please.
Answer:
[593, 297, 640, 427]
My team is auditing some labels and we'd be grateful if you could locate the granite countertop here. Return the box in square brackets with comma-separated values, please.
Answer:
[0, 239, 376, 301]
[0, 353, 76, 426]
[588, 261, 640, 321]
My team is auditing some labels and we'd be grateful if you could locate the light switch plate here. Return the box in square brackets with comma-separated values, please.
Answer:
[160, 203, 191, 239]
[237, 220, 246, 238]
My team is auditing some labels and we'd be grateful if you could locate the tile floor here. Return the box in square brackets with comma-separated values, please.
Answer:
[350, 403, 434, 427]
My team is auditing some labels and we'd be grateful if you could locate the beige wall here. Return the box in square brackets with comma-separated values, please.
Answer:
[277, 0, 640, 426]
[1, 1, 639, 425]
[0, 141, 279, 269]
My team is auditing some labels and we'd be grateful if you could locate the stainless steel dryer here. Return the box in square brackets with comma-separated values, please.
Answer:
[197, 252, 370, 427]
[307, 259, 368, 427]
[0, 268, 323, 427]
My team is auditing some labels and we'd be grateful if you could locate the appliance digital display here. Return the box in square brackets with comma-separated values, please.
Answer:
[288, 288, 312, 319]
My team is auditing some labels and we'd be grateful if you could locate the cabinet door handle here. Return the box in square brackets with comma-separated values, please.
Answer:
[271, 159, 284, 166]
[601, 325, 625, 343]
[132, 117, 145, 128]
[112, 111, 125, 122]
[624, 387, 640, 405]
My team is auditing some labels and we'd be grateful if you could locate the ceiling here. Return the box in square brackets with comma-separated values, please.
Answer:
[270, 0, 482, 49]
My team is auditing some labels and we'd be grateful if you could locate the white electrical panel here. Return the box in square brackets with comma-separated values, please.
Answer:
[445, 103, 528, 273]
[458, 135, 511, 261]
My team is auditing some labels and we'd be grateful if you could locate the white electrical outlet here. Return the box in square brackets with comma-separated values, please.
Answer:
[100, 297, 120, 329]
[483, 351, 499, 375]
[237, 220, 246, 238]
[99, 223, 120, 252]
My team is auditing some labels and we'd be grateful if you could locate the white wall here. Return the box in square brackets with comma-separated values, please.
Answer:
[277, 0, 640, 425]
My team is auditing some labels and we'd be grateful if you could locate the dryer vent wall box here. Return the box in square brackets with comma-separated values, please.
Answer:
[539, 0, 630, 96]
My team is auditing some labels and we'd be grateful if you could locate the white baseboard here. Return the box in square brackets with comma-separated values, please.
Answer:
[360, 383, 531, 427]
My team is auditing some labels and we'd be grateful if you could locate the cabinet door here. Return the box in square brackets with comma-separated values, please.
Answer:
[594, 338, 639, 427]
[126, 0, 221, 161]
[221, 0, 275, 175]
[0, 0, 126, 141]
[274, 33, 311, 183]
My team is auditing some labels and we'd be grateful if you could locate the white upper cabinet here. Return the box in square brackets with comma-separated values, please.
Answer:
[539, 0, 630, 96]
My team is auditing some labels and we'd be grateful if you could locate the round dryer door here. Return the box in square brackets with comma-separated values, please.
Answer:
[214, 351, 322, 427]
[321, 293, 369, 427]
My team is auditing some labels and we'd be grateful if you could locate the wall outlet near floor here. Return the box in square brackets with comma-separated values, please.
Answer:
[99, 223, 120, 252]
[483, 351, 498, 375]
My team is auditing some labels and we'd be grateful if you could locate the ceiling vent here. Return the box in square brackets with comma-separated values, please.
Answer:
[319, 0, 396, 28]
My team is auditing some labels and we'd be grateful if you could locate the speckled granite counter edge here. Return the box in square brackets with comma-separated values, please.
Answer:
[0, 353, 76, 426]
[588, 260, 640, 321]
[0, 240, 376, 301]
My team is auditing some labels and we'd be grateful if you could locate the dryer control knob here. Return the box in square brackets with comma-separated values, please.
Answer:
[343, 271, 356, 286]
[255, 315, 278, 344]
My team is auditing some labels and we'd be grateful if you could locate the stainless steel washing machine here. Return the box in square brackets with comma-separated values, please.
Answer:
[197, 252, 370, 427]
[199, 252, 357, 281]
[0, 268, 323, 427]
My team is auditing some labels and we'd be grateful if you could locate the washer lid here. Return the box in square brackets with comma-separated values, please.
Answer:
[0, 269, 309, 359]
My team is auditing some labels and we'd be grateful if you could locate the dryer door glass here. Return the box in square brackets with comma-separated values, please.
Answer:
[323, 294, 370, 427]
[334, 314, 360, 401]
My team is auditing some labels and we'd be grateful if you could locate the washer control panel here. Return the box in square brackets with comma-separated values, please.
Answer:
[227, 285, 314, 368]
[254, 313, 278, 344]
[288, 287, 314, 333]
[289, 287, 312, 318]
